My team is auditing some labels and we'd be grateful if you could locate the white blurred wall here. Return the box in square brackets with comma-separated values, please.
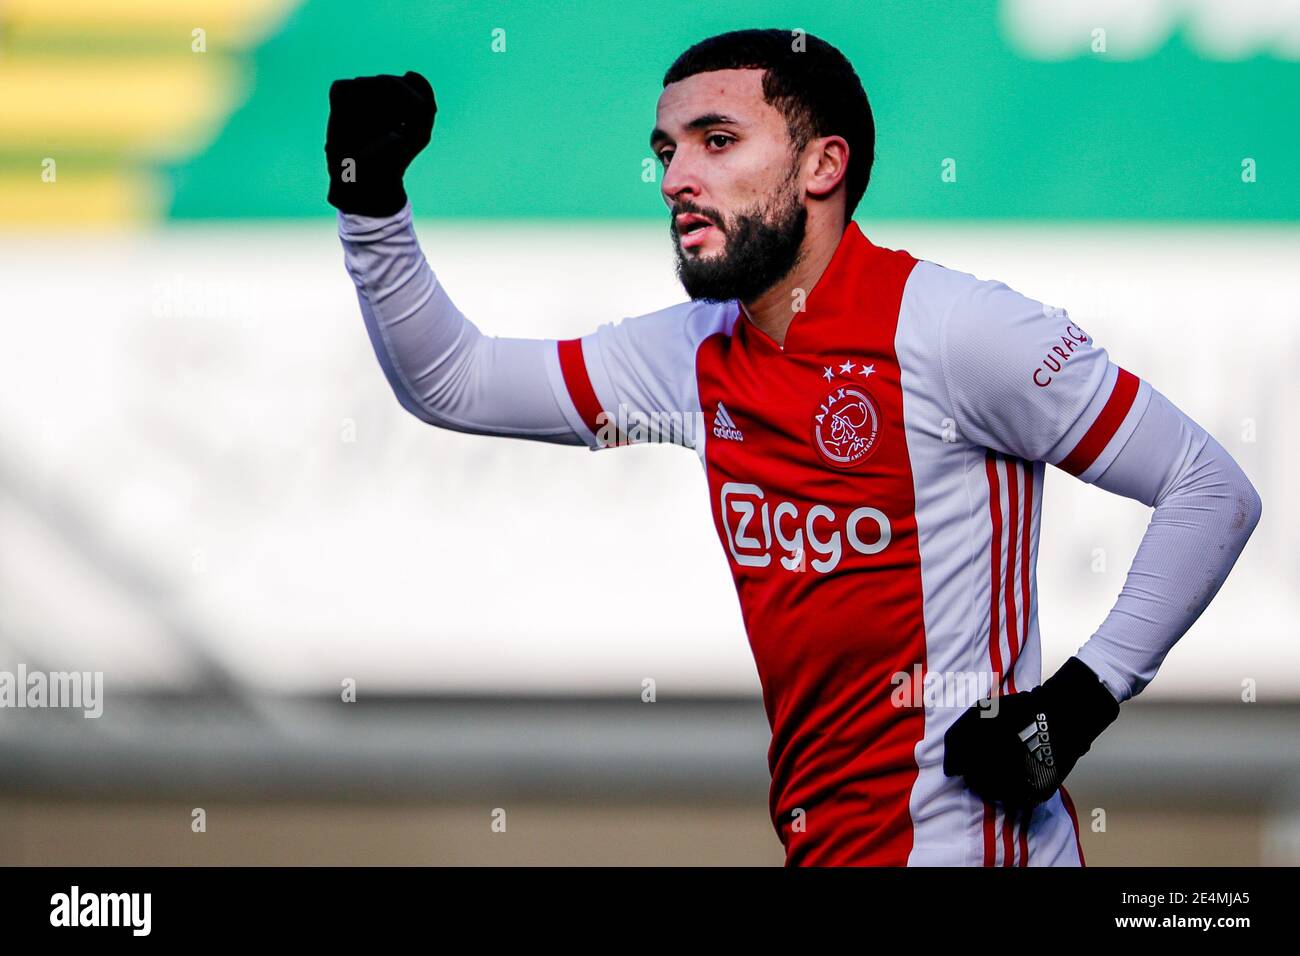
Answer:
[0, 221, 1293, 698]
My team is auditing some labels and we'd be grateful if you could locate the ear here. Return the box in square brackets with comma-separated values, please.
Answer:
[803, 135, 849, 202]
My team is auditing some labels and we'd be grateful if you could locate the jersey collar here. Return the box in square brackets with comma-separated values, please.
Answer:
[735, 219, 876, 356]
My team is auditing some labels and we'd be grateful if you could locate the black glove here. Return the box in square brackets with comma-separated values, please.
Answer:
[325, 70, 436, 217]
[942, 656, 1120, 812]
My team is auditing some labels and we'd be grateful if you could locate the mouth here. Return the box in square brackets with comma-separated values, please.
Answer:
[675, 213, 718, 251]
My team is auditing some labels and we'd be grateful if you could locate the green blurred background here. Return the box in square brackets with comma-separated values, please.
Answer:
[3, 0, 1296, 224]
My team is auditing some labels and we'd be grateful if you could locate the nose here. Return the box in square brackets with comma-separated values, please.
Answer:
[660, 153, 701, 209]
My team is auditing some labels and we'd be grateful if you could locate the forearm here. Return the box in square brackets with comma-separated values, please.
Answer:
[1073, 389, 1263, 703]
[338, 202, 583, 444]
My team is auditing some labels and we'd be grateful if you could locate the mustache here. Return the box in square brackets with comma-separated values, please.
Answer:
[670, 203, 725, 234]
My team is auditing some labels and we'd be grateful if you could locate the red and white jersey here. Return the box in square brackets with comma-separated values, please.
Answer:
[544, 221, 1152, 866]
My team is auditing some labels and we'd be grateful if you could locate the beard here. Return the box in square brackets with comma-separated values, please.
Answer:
[671, 172, 808, 304]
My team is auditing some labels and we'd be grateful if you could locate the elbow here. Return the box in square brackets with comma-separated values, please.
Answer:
[1223, 455, 1263, 539]
[1208, 434, 1262, 539]
[1236, 479, 1263, 538]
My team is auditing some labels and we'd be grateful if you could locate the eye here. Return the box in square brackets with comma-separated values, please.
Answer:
[706, 133, 734, 151]
[657, 147, 675, 167]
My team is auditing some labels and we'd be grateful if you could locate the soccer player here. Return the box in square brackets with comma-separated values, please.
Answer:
[325, 30, 1262, 866]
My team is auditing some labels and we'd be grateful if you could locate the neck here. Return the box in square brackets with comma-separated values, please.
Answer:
[740, 207, 847, 348]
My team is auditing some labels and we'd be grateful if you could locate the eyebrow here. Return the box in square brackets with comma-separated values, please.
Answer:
[649, 112, 742, 149]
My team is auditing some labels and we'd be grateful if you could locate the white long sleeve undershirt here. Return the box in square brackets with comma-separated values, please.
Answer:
[339, 201, 583, 444]
[337, 203, 1263, 707]
[1076, 388, 1261, 703]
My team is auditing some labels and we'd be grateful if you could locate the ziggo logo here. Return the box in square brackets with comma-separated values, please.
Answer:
[719, 482, 891, 573]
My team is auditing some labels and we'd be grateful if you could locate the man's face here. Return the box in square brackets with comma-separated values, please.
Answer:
[651, 69, 808, 303]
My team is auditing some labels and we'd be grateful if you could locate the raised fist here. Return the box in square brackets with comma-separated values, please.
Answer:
[325, 70, 436, 216]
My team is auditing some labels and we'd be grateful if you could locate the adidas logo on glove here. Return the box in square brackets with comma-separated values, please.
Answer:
[1019, 712, 1056, 768]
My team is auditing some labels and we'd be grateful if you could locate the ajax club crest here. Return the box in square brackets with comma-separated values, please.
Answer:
[812, 381, 882, 469]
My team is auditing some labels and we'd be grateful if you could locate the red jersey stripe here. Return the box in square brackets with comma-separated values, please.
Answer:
[1057, 367, 1140, 476]
[1019, 460, 1034, 686]
[556, 338, 614, 445]
[1060, 785, 1087, 866]
[983, 451, 1005, 868]
[1002, 456, 1021, 696]
[1018, 808, 1030, 866]
[983, 802, 997, 866]
[1002, 808, 1015, 866]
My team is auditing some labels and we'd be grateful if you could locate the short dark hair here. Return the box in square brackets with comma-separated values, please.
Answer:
[663, 29, 875, 219]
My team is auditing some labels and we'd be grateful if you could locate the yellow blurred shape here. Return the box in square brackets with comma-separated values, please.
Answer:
[0, 171, 161, 227]
[2, 0, 299, 46]
[0, 0, 296, 225]
[0, 56, 240, 159]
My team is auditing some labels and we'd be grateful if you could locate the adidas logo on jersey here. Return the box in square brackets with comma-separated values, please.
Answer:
[713, 403, 744, 442]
